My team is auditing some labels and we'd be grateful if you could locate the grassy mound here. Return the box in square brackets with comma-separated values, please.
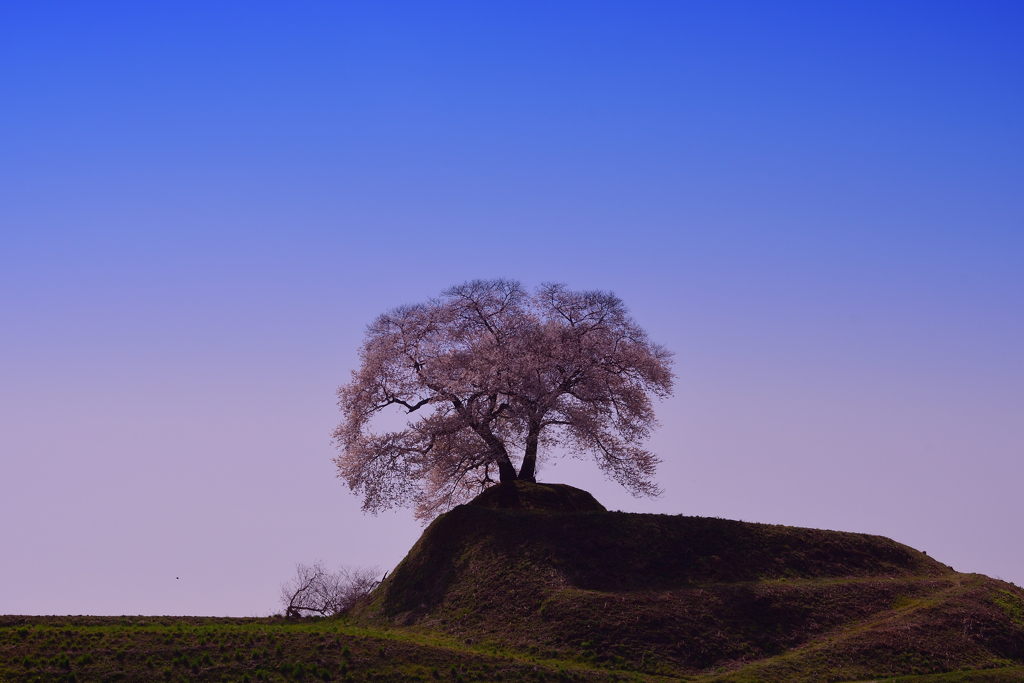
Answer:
[350, 484, 1024, 681]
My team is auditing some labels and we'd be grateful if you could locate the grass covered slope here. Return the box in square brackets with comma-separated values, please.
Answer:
[352, 482, 1024, 681]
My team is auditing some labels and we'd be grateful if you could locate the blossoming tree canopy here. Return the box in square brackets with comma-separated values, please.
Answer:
[333, 279, 675, 520]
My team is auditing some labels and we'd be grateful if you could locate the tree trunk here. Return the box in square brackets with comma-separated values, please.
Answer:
[517, 427, 540, 483]
[497, 458, 518, 484]
[477, 424, 519, 485]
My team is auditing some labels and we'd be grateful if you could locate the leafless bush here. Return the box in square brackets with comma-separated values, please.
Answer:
[280, 561, 382, 618]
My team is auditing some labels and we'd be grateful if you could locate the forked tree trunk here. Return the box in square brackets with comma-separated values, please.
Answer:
[478, 424, 519, 485]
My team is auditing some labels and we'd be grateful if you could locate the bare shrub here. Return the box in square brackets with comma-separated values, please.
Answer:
[280, 561, 382, 618]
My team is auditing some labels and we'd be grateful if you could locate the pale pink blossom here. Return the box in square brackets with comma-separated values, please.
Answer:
[333, 279, 675, 520]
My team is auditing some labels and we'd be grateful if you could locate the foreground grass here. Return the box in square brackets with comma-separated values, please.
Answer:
[3, 616, 1023, 683]
[0, 615, 666, 683]
[873, 668, 1024, 682]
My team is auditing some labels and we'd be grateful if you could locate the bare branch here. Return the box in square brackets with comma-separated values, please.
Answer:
[280, 562, 383, 618]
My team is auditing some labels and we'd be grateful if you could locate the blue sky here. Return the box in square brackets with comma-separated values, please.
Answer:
[1, 1, 1022, 615]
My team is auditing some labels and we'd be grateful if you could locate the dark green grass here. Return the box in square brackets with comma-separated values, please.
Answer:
[2, 616, 1022, 683]
[0, 615, 654, 683]
[875, 667, 1024, 682]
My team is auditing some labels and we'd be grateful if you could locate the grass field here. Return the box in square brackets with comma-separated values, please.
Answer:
[0, 614, 634, 683]
[2, 615, 1024, 683]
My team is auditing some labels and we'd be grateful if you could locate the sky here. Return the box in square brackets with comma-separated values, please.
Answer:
[1, 1, 1022, 616]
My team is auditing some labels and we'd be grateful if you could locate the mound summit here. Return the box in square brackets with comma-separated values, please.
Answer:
[353, 481, 1024, 681]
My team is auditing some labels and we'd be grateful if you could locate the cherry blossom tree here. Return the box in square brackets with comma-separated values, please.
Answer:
[333, 279, 674, 520]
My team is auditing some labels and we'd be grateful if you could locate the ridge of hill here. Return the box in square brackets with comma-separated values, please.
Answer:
[350, 481, 1024, 682]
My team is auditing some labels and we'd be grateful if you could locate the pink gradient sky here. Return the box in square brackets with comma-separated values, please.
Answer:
[1, 1, 1022, 615]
